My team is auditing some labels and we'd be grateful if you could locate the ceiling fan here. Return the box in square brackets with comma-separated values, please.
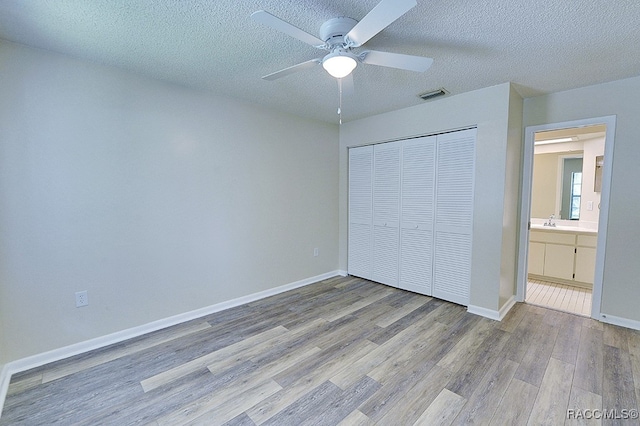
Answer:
[251, 0, 433, 82]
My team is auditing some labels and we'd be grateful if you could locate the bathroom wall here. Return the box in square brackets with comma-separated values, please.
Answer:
[580, 137, 605, 225]
[531, 152, 564, 218]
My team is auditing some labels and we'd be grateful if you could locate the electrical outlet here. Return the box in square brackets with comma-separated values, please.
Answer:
[313, 248, 319, 257]
[75, 290, 88, 307]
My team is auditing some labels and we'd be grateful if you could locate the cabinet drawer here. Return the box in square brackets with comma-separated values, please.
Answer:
[577, 234, 598, 248]
[530, 231, 576, 245]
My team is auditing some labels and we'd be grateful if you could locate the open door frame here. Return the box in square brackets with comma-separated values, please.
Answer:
[515, 115, 616, 319]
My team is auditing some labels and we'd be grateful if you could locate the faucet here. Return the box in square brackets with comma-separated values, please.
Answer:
[544, 214, 556, 227]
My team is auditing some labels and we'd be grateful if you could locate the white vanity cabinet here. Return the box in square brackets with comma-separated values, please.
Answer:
[543, 243, 576, 280]
[528, 229, 597, 287]
[527, 242, 545, 276]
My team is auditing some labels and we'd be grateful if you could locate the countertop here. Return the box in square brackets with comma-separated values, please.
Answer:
[530, 224, 598, 235]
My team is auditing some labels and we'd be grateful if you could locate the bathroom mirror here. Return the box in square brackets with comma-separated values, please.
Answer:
[531, 150, 584, 220]
[531, 125, 605, 228]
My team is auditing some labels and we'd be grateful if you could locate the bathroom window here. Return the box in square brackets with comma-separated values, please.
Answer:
[570, 172, 582, 220]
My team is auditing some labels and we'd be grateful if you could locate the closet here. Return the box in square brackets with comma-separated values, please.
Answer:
[347, 128, 476, 306]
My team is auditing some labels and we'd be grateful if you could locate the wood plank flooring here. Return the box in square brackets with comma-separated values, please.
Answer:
[526, 278, 592, 317]
[3, 276, 640, 425]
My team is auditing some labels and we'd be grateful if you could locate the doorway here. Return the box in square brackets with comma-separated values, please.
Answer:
[516, 116, 616, 319]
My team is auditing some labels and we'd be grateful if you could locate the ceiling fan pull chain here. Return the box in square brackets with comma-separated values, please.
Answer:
[338, 79, 343, 124]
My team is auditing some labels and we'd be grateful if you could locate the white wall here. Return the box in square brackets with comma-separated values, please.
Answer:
[0, 41, 339, 363]
[339, 83, 523, 312]
[524, 75, 640, 322]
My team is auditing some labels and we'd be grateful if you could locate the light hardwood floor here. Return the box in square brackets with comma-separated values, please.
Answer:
[2, 276, 640, 425]
[526, 279, 592, 317]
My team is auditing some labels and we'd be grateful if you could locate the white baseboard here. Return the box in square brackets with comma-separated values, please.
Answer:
[0, 270, 342, 417]
[599, 313, 640, 331]
[337, 270, 348, 277]
[467, 305, 500, 321]
[467, 296, 516, 322]
[498, 296, 517, 320]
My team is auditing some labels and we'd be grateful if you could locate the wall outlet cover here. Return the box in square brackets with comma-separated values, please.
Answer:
[75, 290, 88, 307]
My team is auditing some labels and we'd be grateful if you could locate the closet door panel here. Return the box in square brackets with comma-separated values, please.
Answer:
[399, 136, 436, 295]
[348, 145, 373, 279]
[373, 142, 401, 226]
[400, 228, 433, 294]
[434, 232, 472, 305]
[372, 142, 401, 287]
[349, 223, 372, 279]
[435, 131, 475, 232]
[374, 225, 400, 287]
[433, 129, 476, 305]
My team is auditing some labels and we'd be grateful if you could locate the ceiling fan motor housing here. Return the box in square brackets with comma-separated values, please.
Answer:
[319, 17, 358, 46]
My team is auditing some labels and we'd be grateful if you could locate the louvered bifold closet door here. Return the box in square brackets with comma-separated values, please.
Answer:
[348, 145, 374, 280]
[372, 141, 401, 287]
[399, 136, 436, 295]
[433, 129, 476, 305]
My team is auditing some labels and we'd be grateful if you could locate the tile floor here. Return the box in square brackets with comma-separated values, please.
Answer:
[526, 278, 592, 317]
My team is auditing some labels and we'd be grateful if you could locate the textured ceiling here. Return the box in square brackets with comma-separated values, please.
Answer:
[1, 0, 640, 123]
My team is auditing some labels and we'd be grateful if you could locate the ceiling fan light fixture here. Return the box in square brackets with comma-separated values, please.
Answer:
[322, 51, 358, 78]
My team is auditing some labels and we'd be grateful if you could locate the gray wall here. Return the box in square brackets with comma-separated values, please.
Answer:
[0, 41, 339, 363]
[524, 75, 640, 322]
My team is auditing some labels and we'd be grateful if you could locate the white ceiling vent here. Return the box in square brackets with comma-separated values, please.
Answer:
[418, 88, 448, 101]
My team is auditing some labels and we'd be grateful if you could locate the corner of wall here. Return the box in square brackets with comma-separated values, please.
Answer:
[0, 363, 9, 419]
[498, 84, 524, 310]
[468, 295, 516, 321]
[338, 131, 349, 273]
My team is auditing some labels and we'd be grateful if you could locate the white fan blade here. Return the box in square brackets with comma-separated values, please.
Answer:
[361, 50, 433, 72]
[262, 59, 321, 81]
[339, 74, 354, 97]
[345, 0, 417, 47]
[251, 10, 325, 47]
